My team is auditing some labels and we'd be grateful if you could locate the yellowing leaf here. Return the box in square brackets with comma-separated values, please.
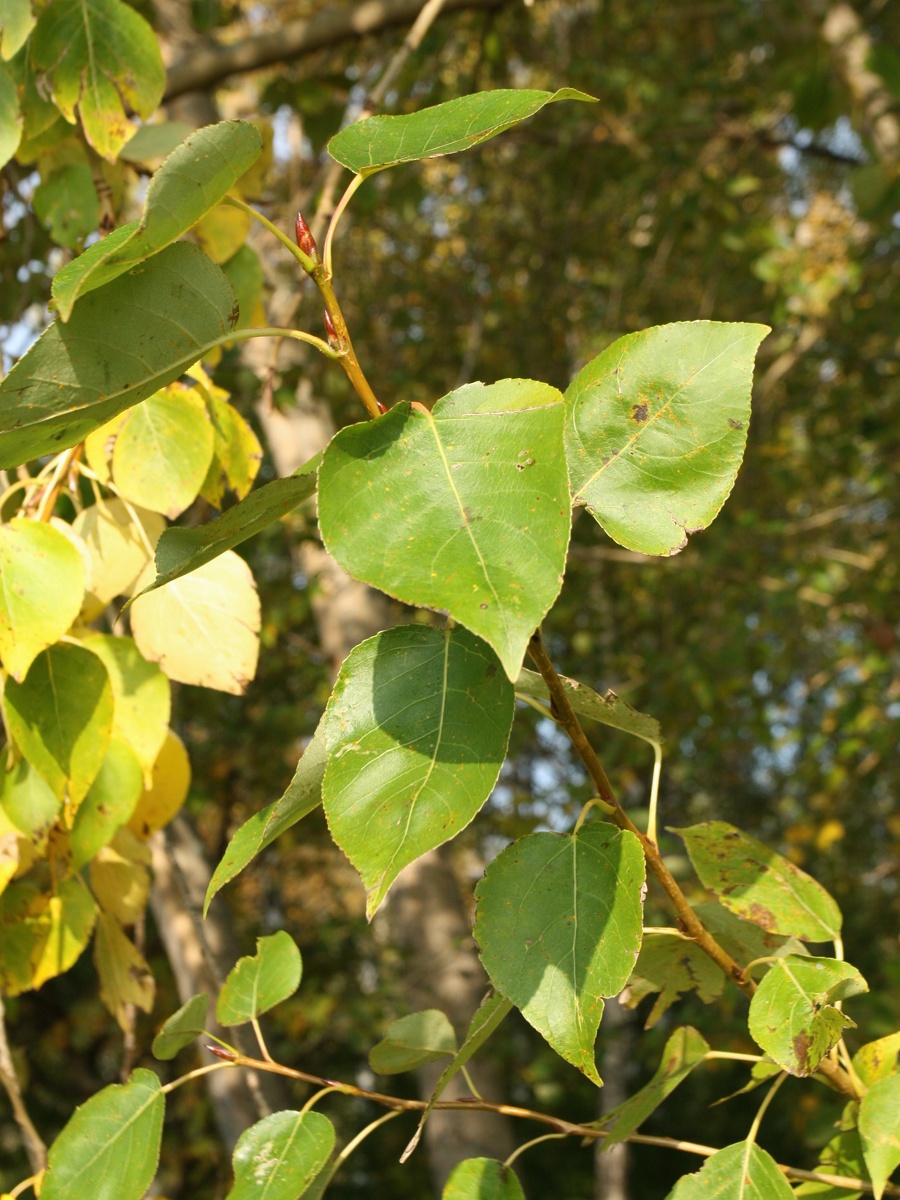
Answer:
[193, 203, 250, 264]
[30, 878, 97, 989]
[94, 911, 155, 1030]
[69, 738, 143, 869]
[127, 730, 190, 840]
[130, 551, 260, 695]
[72, 499, 165, 609]
[0, 519, 85, 681]
[0, 0, 36, 60]
[0, 883, 50, 994]
[83, 411, 128, 485]
[90, 842, 150, 924]
[0, 810, 20, 898]
[198, 387, 263, 506]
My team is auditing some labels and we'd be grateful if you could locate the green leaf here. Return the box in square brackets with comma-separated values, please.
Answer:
[514, 667, 663, 747]
[319, 380, 571, 681]
[665, 1141, 794, 1200]
[0, 61, 23, 168]
[369, 1010, 458, 1074]
[0, 242, 237, 467]
[0, 759, 60, 840]
[69, 738, 144, 869]
[566, 321, 769, 555]
[859, 1075, 900, 1200]
[112, 385, 215, 518]
[0, 518, 85, 680]
[93, 911, 154, 1030]
[199, 384, 263, 505]
[33, 163, 100, 249]
[328, 88, 596, 176]
[143, 453, 320, 595]
[711, 1060, 783, 1108]
[675, 822, 842, 941]
[130, 550, 260, 696]
[442, 1158, 526, 1200]
[205, 719, 326, 914]
[52, 120, 262, 317]
[692, 902, 808, 968]
[323, 625, 514, 918]
[474, 824, 645, 1084]
[596, 1026, 709, 1148]
[216, 931, 302, 1026]
[3, 643, 113, 804]
[40, 1067, 164, 1200]
[747, 954, 868, 1076]
[853, 1032, 900, 1087]
[80, 634, 171, 785]
[118, 121, 192, 164]
[226, 1110, 335, 1200]
[0, 0, 36, 60]
[795, 1103, 869, 1200]
[30, 0, 165, 161]
[623, 933, 724, 1028]
[221, 243, 265, 331]
[152, 993, 209, 1061]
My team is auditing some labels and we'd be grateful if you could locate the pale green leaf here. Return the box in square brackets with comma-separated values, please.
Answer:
[205, 718, 325, 914]
[442, 1158, 525, 1200]
[853, 1032, 900, 1087]
[748, 954, 868, 1075]
[675, 821, 842, 941]
[226, 1110, 335, 1200]
[33, 163, 100, 248]
[515, 667, 662, 747]
[199, 386, 263, 505]
[0, 518, 84, 680]
[72, 500, 165, 610]
[323, 625, 514, 918]
[3, 643, 113, 803]
[130, 550, 260, 696]
[859, 1075, 900, 1200]
[52, 120, 262, 317]
[328, 88, 596, 176]
[118, 121, 192, 165]
[474, 824, 645, 1083]
[370, 1010, 457, 1074]
[69, 738, 143, 869]
[596, 1026, 709, 1148]
[93, 911, 155, 1031]
[623, 933, 724, 1028]
[319, 379, 570, 681]
[0, 62, 23, 168]
[666, 1142, 794, 1200]
[152, 992, 209, 1060]
[566, 321, 769, 555]
[0, 242, 237, 467]
[216, 931, 302, 1026]
[0, 759, 60, 839]
[112, 385, 215, 518]
[0, 0, 35, 60]
[40, 1068, 164, 1200]
[31, 877, 97, 988]
[30, 0, 164, 161]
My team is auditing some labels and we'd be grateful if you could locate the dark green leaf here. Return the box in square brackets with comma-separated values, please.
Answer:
[859, 1075, 900, 1200]
[216, 931, 302, 1026]
[0, 242, 236, 467]
[442, 1158, 526, 1200]
[566, 321, 769, 554]
[323, 625, 514, 917]
[369, 1010, 457, 1074]
[33, 163, 100, 248]
[474, 824, 645, 1083]
[152, 993, 209, 1060]
[226, 1110, 335, 1200]
[319, 380, 570, 680]
[666, 1142, 794, 1200]
[624, 933, 724, 1028]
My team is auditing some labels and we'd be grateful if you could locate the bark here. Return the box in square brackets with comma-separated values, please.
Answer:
[164, 0, 510, 100]
[822, 4, 900, 164]
[594, 998, 633, 1200]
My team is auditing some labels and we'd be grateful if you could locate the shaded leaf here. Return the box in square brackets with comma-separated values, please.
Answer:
[118, 121, 192, 165]
[0, 883, 50, 994]
[442, 1158, 526, 1200]
[130, 550, 260, 695]
[152, 993, 209, 1061]
[0, 518, 85, 681]
[194, 203, 250, 264]
[795, 1104, 868, 1200]
[94, 911, 155, 1031]
[221, 243, 266, 332]
[624, 933, 724, 1028]
[0, 759, 60, 840]
[226, 1110, 335, 1200]
[515, 667, 662, 747]
[319, 379, 570, 681]
[665, 1141, 793, 1200]
[328, 88, 595, 176]
[69, 738, 143, 869]
[323, 625, 514, 918]
[52, 120, 262, 316]
[711, 1060, 783, 1108]
[474, 824, 645, 1083]
[89, 835, 150, 925]
[32, 163, 100, 248]
[3, 643, 113, 804]
[859, 1076, 900, 1200]
[30, 0, 164, 161]
[205, 718, 325, 914]
[747, 954, 867, 1076]
[198, 382, 263, 505]
[40, 1068, 164, 1200]
[216, 931, 302, 1026]
[370, 1010, 457, 1075]
[127, 729, 190, 840]
[675, 821, 842, 941]
[692, 902, 808, 969]
[0, 242, 237, 467]
[566, 322, 769, 555]
[72, 500, 165, 610]
[31, 877, 97, 989]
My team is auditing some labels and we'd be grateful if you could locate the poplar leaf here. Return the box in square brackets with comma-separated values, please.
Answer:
[666, 1141, 794, 1200]
[369, 1010, 457, 1074]
[859, 1075, 900, 1200]
[69, 739, 143, 869]
[0, 760, 60, 840]
[127, 729, 191, 840]
[72, 500, 164, 611]
[31, 878, 97, 989]
[199, 387, 263, 506]
[152, 993, 209, 1060]
[94, 912, 155, 1030]
[216, 931, 302, 1026]
[0, 61, 22, 169]
[0, 0, 35, 60]
[89, 838, 151, 925]
[226, 1110, 335, 1200]
[442, 1158, 526, 1200]
[623, 933, 724, 1028]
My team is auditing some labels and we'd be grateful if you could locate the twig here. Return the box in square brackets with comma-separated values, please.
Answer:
[0, 998, 47, 1174]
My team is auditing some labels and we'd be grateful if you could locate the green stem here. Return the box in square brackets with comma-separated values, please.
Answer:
[315, 273, 384, 418]
[223, 196, 316, 273]
[323, 173, 366, 276]
[222, 326, 340, 359]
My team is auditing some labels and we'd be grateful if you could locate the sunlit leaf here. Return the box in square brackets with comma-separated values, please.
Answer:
[0, 0, 35, 60]
[323, 625, 514, 917]
[127, 729, 191, 840]
[94, 912, 155, 1031]
[442, 1158, 525, 1200]
[152, 993, 209, 1061]
[853, 1032, 900, 1087]
[217, 931, 302, 1026]
[475, 824, 645, 1083]
[198, 383, 263, 505]
[0, 759, 60, 840]
[89, 834, 151, 925]
[220, 243, 265, 332]
[69, 739, 143, 869]
[566, 322, 769, 554]
[665, 1141, 794, 1200]
[328, 88, 596, 176]
[31, 878, 97, 989]
[0, 62, 22, 168]
[72, 500, 164, 611]
[369, 1010, 457, 1074]
[226, 1110, 334, 1200]
[859, 1075, 900, 1200]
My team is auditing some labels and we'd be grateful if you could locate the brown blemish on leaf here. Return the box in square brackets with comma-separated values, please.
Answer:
[631, 402, 650, 423]
[792, 1030, 812, 1072]
[728, 418, 743, 430]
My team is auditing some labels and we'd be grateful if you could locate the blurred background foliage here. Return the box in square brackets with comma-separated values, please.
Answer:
[1, 0, 898, 1196]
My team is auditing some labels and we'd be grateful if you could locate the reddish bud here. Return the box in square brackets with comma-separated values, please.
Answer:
[294, 213, 318, 259]
[323, 310, 338, 341]
[205, 1045, 238, 1061]
[376, 400, 388, 414]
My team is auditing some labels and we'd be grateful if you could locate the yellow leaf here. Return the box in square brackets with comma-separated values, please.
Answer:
[30, 878, 97, 989]
[815, 819, 845, 852]
[193, 203, 250, 264]
[83, 411, 128, 485]
[127, 730, 191, 840]
[72, 499, 165, 609]
[90, 844, 150, 924]
[94, 912, 154, 1030]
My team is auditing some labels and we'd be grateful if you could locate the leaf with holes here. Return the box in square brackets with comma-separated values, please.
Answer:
[0, 242, 236, 467]
[566, 322, 769, 555]
[216, 931, 302, 1026]
[666, 1142, 794, 1200]
[319, 380, 570, 681]
[474, 824, 645, 1084]
[323, 625, 514, 918]
[328, 88, 595, 176]
[226, 1111, 335, 1200]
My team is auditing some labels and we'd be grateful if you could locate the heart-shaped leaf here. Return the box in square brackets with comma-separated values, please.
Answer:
[226, 1110, 335, 1200]
[216, 931, 302, 1026]
[319, 379, 570, 681]
[475, 824, 645, 1083]
[323, 625, 514, 917]
[566, 321, 769, 555]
